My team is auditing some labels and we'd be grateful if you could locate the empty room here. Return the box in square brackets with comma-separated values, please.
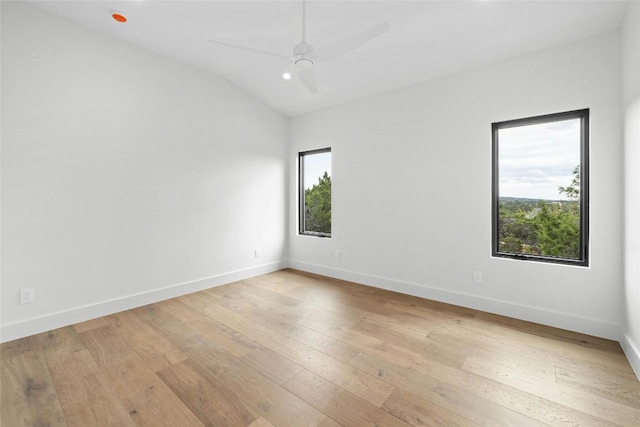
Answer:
[1, 0, 639, 426]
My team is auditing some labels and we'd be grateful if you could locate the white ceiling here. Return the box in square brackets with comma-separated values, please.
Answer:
[27, 0, 629, 117]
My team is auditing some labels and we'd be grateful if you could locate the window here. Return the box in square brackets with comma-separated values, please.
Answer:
[492, 109, 589, 266]
[299, 148, 331, 237]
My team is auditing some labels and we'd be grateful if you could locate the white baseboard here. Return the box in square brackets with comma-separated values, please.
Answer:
[2, 258, 629, 361]
[0, 261, 287, 343]
[620, 330, 640, 381]
[288, 259, 621, 341]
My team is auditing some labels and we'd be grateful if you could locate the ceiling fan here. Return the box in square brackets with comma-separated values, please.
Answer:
[207, 0, 390, 94]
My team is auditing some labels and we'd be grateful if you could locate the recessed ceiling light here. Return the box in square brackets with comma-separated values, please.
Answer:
[282, 72, 292, 80]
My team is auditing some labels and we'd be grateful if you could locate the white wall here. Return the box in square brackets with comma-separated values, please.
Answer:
[289, 31, 624, 340]
[0, 2, 288, 342]
[622, 1, 640, 377]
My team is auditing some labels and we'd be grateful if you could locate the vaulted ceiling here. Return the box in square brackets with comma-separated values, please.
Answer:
[28, 0, 629, 117]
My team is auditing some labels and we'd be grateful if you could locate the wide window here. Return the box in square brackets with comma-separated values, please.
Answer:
[299, 148, 331, 237]
[492, 109, 589, 266]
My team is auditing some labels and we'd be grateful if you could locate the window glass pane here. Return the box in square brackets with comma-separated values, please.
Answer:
[493, 110, 588, 265]
[498, 120, 580, 200]
[300, 149, 331, 236]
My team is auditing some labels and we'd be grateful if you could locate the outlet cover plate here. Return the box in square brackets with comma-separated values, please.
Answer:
[20, 288, 35, 304]
[473, 271, 483, 284]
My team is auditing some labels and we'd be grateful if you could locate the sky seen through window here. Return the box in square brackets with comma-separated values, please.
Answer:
[498, 118, 580, 201]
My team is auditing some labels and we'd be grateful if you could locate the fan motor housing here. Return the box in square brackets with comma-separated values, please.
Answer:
[295, 57, 314, 68]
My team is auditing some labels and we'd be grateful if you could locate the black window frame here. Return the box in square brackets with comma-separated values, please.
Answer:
[298, 147, 332, 238]
[492, 109, 589, 266]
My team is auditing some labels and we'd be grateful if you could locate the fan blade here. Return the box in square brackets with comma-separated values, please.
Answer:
[207, 39, 290, 59]
[314, 21, 390, 62]
[299, 67, 318, 94]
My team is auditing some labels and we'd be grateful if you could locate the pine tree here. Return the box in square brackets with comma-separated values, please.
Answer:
[304, 172, 331, 234]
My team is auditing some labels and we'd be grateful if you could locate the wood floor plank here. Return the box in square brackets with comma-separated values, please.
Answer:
[350, 352, 544, 426]
[101, 354, 204, 427]
[474, 311, 623, 352]
[1, 336, 67, 427]
[431, 312, 638, 385]
[103, 310, 188, 372]
[316, 416, 344, 427]
[45, 349, 134, 427]
[250, 270, 403, 318]
[160, 296, 305, 384]
[351, 318, 430, 343]
[206, 282, 427, 384]
[37, 326, 86, 357]
[185, 343, 327, 426]
[195, 302, 395, 407]
[554, 365, 640, 408]
[79, 324, 137, 365]
[73, 317, 109, 333]
[247, 416, 277, 427]
[240, 344, 305, 385]
[298, 314, 387, 351]
[297, 302, 364, 330]
[2, 269, 638, 427]
[247, 278, 346, 311]
[190, 286, 363, 365]
[374, 327, 623, 427]
[350, 318, 467, 367]
[34, 326, 134, 426]
[409, 353, 620, 427]
[133, 302, 237, 356]
[157, 359, 260, 426]
[135, 302, 327, 426]
[159, 295, 257, 357]
[383, 294, 477, 320]
[462, 314, 629, 369]
[554, 352, 640, 384]
[232, 278, 306, 307]
[299, 313, 438, 371]
[177, 290, 391, 405]
[277, 320, 363, 363]
[381, 388, 482, 427]
[427, 327, 557, 382]
[79, 326, 204, 427]
[1, 335, 41, 360]
[283, 369, 412, 427]
[463, 356, 640, 426]
[202, 288, 307, 337]
[197, 286, 367, 370]
[368, 310, 439, 339]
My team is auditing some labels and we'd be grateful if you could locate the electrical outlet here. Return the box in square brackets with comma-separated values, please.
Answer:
[473, 271, 483, 284]
[20, 288, 35, 304]
[255, 248, 261, 258]
[334, 250, 341, 260]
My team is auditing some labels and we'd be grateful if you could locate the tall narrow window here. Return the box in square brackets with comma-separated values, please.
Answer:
[492, 109, 589, 266]
[299, 148, 331, 237]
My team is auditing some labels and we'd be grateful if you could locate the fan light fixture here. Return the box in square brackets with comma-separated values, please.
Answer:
[207, 0, 389, 94]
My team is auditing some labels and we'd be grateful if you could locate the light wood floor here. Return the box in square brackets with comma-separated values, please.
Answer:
[1, 269, 639, 426]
